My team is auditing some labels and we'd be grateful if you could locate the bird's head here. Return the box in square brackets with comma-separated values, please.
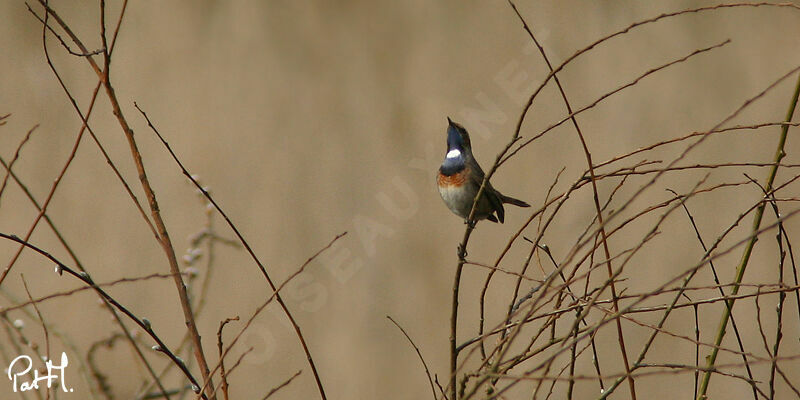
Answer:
[440, 117, 471, 175]
[446, 117, 472, 154]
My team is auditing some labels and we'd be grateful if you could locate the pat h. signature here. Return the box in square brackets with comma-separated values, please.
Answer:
[7, 352, 73, 393]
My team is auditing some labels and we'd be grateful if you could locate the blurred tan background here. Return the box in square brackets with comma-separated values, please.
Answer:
[2, 1, 800, 399]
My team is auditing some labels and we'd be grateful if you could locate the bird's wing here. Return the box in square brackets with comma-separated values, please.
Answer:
[468, 167, 505, 223]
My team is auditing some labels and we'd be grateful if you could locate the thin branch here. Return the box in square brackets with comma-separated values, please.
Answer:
[135, 103, 332, 400]
[262, 370, 302, 400]
[195, 232, 347, 400]
[20, 276, 50, 399]
[698, 67, 800, 399]
[217, 316, 240, 400]
[387, 315, 437, 400]
[0, 232, 206, 400]
[0, 123, 38, 204]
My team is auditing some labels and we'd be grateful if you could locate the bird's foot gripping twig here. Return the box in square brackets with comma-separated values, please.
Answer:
[457, 243, 468, 259]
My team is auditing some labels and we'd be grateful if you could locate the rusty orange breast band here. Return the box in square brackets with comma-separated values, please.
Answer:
[438, 167, 468, 187]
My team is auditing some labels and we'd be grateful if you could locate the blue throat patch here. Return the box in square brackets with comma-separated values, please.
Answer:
[440, 150, 465, 176]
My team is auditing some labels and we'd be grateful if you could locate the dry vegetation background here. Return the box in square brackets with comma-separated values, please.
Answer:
[2, 1, 800, 399]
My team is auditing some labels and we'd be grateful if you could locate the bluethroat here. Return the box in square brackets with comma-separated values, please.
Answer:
[437, 118, 530, 223]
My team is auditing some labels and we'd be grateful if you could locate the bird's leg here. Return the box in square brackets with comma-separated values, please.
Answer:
[457, 219, 475, 258]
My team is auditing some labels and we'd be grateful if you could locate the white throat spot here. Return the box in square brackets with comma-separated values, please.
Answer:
[446, 149, 461, 159]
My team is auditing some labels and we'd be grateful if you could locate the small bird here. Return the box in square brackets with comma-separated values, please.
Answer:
[437, 117, 530, 223]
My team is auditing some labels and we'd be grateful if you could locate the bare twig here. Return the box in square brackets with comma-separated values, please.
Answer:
[217, 316, 240, 400]
[0, 123, 37, 204]
[135, 103, 333, 400]
[262, 370, 302, 400]
[20, 276, 50, 399]
[195, 232, 347, 400]
[697, 67, 800, 399]
[30, 1, 216, 395]
[387, 315, 437, 400]
[0, 232, 206, 399]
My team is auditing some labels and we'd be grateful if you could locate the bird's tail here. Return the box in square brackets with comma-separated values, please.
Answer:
[501, 194, 530, 208]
